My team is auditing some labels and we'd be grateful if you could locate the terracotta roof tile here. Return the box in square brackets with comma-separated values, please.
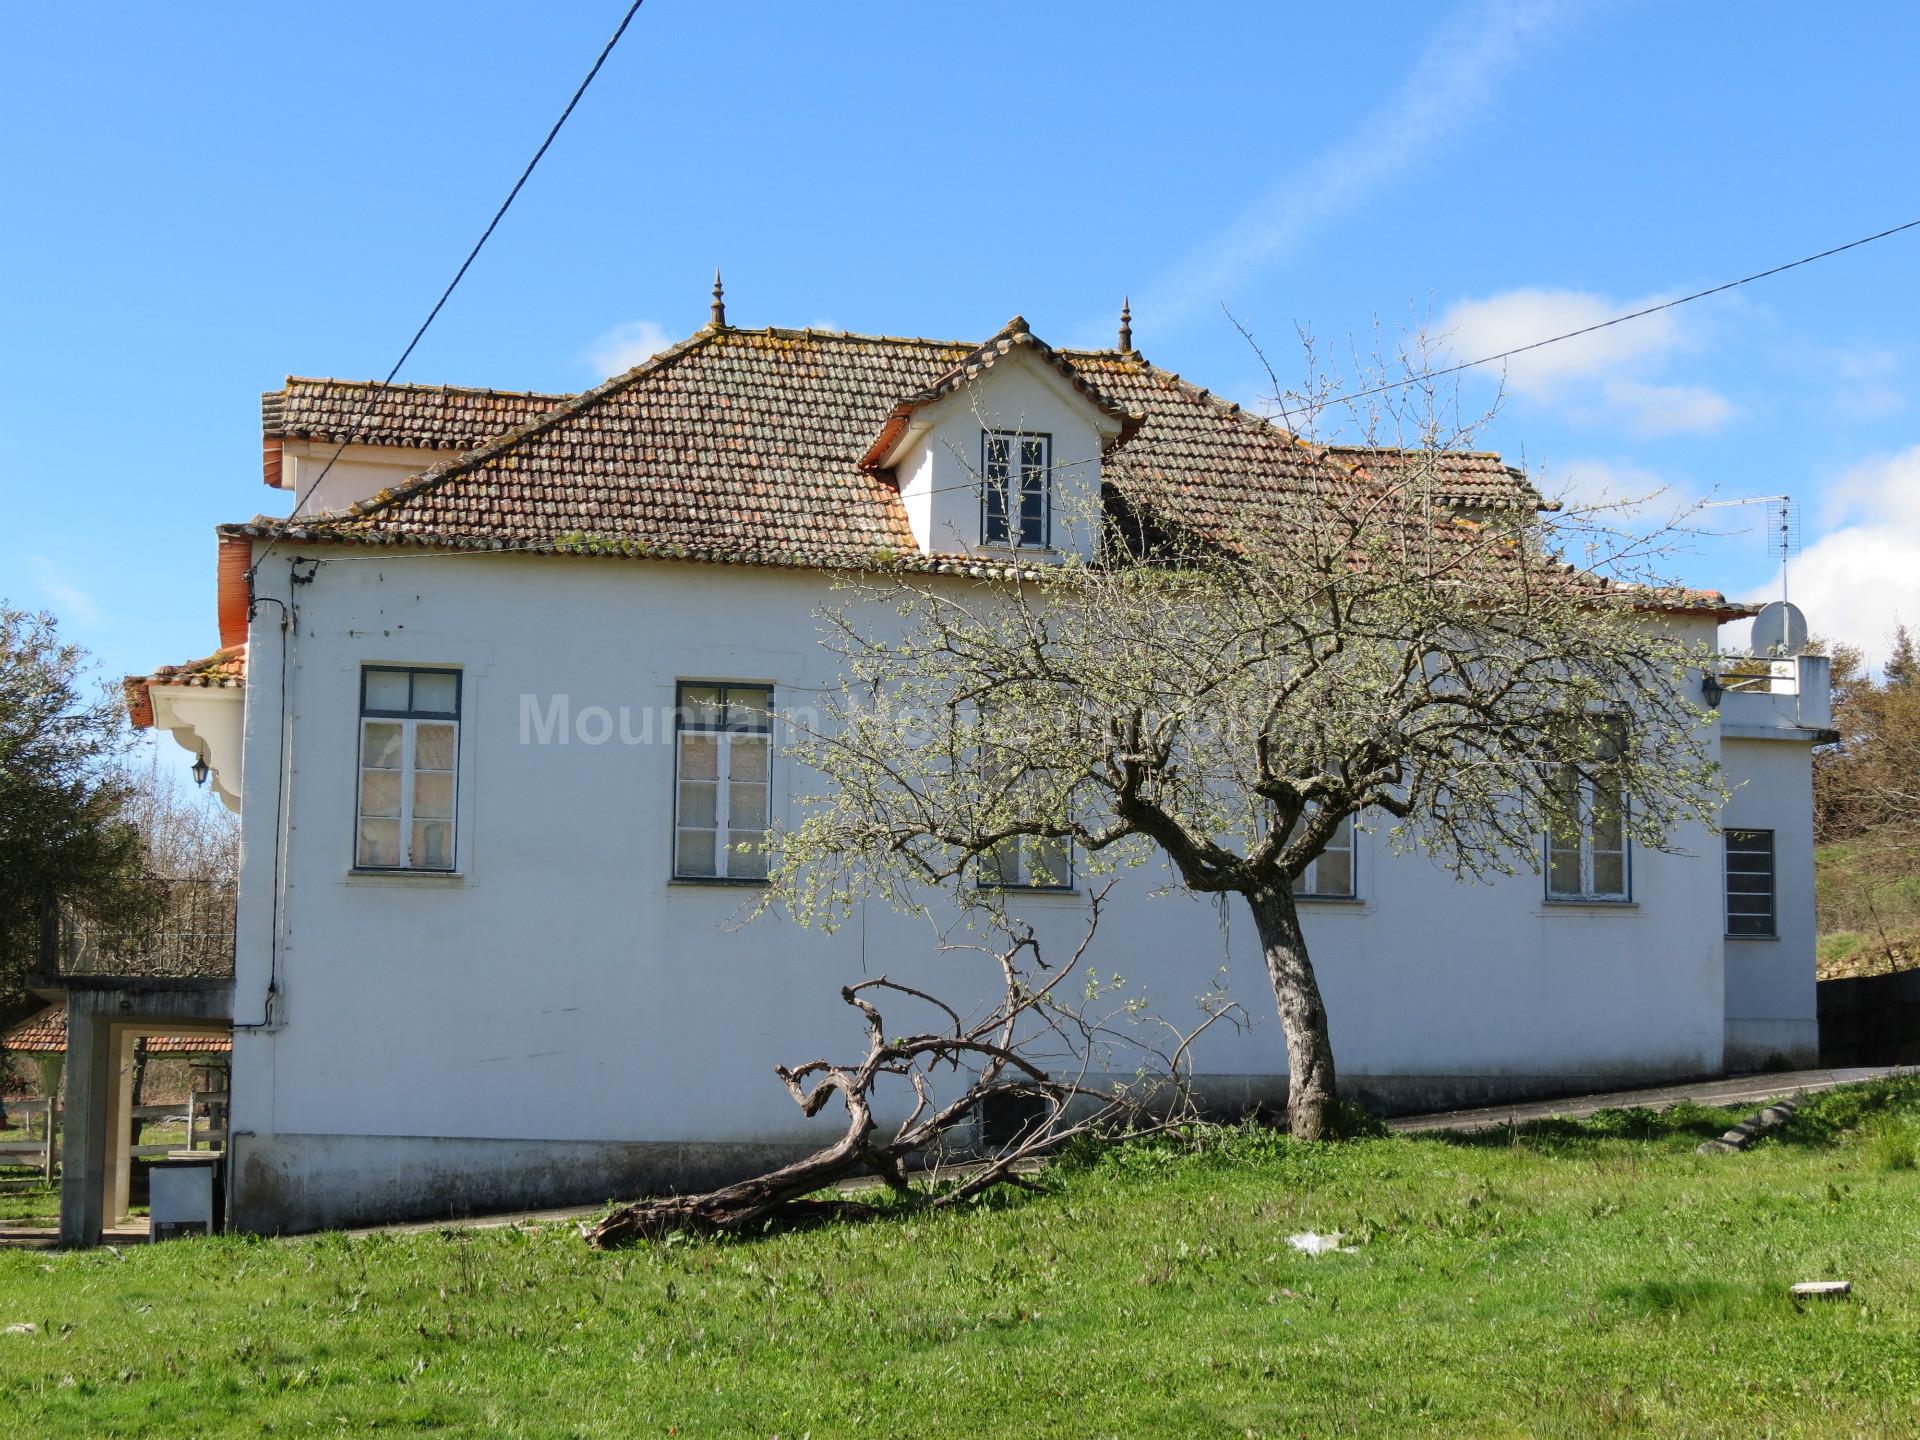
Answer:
[233, 325, 1545, 570]
[124, 646, 247, 729]
[264, 377, 570, 451]
[860, 316, 1143, 469]
[2, 1005, 230, 1055]
[1327, 447, 1548, 511]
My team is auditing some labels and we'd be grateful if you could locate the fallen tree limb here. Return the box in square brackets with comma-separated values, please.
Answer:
[585, 888, 1240, 1246]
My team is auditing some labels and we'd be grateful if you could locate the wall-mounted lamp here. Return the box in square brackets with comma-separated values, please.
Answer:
[191, 753, 210, 787]
[1700, 671, 1725, 710]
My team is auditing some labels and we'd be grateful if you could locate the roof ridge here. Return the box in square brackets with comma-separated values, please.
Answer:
[275, 375, 574, 401]
[734, 325, 977, 350]
[1327, 444, 1512, 459]
[1120, 353, 1335, 461]
[281, 328, 728, 534]
[858, 318, 1144, 472]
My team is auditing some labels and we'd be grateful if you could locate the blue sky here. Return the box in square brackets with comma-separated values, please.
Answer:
[4, 0, 1918, 691]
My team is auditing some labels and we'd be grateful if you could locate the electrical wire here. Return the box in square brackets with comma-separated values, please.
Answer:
[252, 0, 645, 576]
[1302, 216, 1920, 412]
[270, 213, 1920, 555]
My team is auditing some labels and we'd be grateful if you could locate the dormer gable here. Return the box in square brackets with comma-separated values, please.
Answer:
[860, 317, 1142, 560]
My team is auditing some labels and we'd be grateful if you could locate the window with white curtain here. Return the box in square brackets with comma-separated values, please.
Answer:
[674, 682, 773, 881]
[1546, 716, 1630, 901]
[981, 832, 1074, 891]
[356, 667, 460, 871]
[1292, 811, 1356, 899]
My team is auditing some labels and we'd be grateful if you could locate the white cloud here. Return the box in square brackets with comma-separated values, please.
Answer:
[27, 554, 101, 625]
[1740, 445, 1920, 666]
[1599, 378, 1735, 436]
[1436, 287, 1733, 435]
[1133, 0, 1574, 337]
[1439, 288, 1682, 394]
[584, 319, 673, 377]
[1546, 457, 1682, 516]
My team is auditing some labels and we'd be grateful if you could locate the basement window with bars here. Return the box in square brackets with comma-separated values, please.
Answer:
[1725, 829, 1777, 938]
[982, 430, 1051, 548]
[356, 667, 460, 871]
[674, 683, 773, 881]
[1545, 716, 1630, 902]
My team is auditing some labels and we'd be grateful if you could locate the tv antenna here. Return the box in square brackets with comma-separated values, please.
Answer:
[1700, 493, 1799, 602]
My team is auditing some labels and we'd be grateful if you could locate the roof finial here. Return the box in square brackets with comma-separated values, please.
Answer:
[1118, 296, 1133, 353]
[709, 269, 727, 328]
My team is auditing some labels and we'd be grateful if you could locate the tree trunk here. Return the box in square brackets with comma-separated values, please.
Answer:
[1244, 885, 1339, 1141]
[585, 1086, 899, 1246]
[583, 1149, 885, 1247]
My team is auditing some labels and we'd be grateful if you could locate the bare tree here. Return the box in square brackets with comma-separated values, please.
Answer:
[586, 888, 1239, 1245]
[766, 331, 1729, 1140]
[119, 743, 240, 886]
[1813, 629, 1920, 970]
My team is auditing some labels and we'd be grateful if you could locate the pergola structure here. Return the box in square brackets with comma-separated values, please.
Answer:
[6, 999, 233, 1235]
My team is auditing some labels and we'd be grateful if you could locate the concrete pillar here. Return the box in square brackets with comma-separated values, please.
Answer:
[58, 1003, 113, 1247]
[107, 1025, 138, 1228]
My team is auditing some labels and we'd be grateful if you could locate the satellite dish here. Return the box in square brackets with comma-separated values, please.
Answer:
[1750, 600, 1808, 658]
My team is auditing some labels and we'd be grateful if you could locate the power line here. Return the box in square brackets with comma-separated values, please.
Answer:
[254, 0, 645, 575]
[1298, 216, 1920, 413]
[275, 209, 1920, 558]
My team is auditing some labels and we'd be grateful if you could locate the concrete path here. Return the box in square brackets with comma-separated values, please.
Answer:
[1387, 1065, 1903, 1135]
[2, 1066, 1906, 1249]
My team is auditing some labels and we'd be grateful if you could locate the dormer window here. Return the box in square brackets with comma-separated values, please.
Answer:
[982, 431, 1050, 548]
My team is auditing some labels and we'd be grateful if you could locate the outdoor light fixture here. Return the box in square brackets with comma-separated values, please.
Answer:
[1700, 671, 1725, 710]
[191, 753, 210, 786]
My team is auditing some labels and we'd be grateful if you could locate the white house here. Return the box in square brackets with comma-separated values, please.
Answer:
[97, 304, 1830, 1239]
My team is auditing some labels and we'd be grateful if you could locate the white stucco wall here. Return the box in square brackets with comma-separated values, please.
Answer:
[1720, 736, 1820, 1067]
[279, 441, 444, 517]
[223, 551, 1809, 1230]
[890, 353, 1110, 559]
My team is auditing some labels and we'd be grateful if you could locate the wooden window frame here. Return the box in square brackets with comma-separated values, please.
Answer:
[673, 682, 774, 883]
[1725, 828, 1777, 939]
[355, 666, 461, 872]
[981, 430, 1052, 549]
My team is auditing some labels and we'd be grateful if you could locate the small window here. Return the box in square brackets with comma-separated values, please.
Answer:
[982, 431, 1051, 548]
[981, 833, 1073, 891]
[1546, 717, 1630, 901]
[357, 666, 460, 871]
[675, 683, 773, 881]
[1725, 829, 1776, 938]
[1292, 812, 1356, 899]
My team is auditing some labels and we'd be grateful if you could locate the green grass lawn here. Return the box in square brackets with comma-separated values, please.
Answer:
[0, 1180, 59, 1228]
[4, 1082, 1920, 1438]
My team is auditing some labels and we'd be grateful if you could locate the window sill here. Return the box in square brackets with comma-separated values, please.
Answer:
[971, 544, 1061, 562]
[1539, 898, 1638, 913]
[1726, 932, 1780, 943]
[344, 868, 464, 887]
[978, 885, 1081, 899]
[668, 877, 769, 889]
[1295, 894, 1364, 907]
